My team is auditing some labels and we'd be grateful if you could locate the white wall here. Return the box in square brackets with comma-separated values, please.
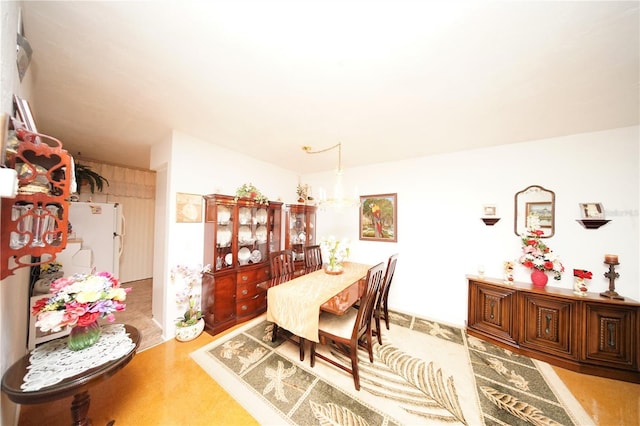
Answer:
[151, 130, 298, 337]
[304, 126, 639, 325]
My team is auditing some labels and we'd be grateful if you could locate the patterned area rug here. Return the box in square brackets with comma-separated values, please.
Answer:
[191, 311, 593, 425]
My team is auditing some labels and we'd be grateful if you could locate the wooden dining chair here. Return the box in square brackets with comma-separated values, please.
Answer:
[303, 245, 323, 273]
[310, 262, 385, 391]
[269, 249, 304, 359]
[373, 253, 398, 344]
[270, 250, 295, 278]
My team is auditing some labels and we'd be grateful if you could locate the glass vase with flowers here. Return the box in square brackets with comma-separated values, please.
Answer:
[31, 271, 130, 350]
[320, 236, 350, 275]
[518, 216, 564, 286]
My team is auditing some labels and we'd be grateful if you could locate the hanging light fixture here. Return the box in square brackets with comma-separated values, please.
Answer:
[302, 142, 360, 211]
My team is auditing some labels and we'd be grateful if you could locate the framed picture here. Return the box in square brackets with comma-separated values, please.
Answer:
[526, 202, 553, 228]
[579, 203, 604, 219]
[13, 94, 38, 133]
[359, 193, 397, 242]
[176, 192, 202, 223]
[482, 204, 497, 217]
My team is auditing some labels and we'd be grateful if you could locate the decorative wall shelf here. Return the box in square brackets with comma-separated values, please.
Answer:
[1, 131, 70, 279]
[481, 217, 501, 226]
[576, 219, 611, 229]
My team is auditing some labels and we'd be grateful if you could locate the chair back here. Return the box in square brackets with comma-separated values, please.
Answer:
[270, 250, 295, 278]
[352, 262, 385, 340]
[304, 245, 323, 272]
[379, 254, 399, 309]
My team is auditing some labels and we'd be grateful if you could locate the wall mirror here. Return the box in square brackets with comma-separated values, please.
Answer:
[514, 185, 555, 238]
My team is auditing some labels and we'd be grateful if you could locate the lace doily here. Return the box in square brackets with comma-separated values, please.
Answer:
[21, 324, 136, 392]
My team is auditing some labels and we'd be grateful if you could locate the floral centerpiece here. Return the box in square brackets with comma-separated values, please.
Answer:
[234, 183, 269, 205]
[32, 271, 130, 350]
[171, 264, 211, 328]
[320, 236, 350, 274]
[518, 226, 564, 281]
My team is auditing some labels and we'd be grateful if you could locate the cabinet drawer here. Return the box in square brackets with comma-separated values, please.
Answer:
[236, 293, 265, 318]
[236, 265, 270, 285]
[236, 282, 263, 300]
[519, 293, 577, 360]
[583, 303, 637, 370]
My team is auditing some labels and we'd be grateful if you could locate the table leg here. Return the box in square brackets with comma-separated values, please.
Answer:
[70, 390, 92, 426]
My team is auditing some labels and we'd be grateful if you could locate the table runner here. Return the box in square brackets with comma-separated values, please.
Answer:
[21, 324, 135, 391]
[267, 262, 370, 342]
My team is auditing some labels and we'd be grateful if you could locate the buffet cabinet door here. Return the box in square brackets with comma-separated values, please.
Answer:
[467, 280, 517, 346]
[583, 302, 638, 371]
[518, 293, 578, 360]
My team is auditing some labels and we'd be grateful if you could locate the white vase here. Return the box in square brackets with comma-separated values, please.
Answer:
[175, 318, 205, 342]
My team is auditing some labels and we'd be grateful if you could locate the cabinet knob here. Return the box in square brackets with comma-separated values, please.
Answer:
[242, 289, 248, 295]
[241, 305, 248, 311]
[242, 275, 248, 281]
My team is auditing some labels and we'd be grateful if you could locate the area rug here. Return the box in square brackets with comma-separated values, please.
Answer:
[191, 311, 594, 425]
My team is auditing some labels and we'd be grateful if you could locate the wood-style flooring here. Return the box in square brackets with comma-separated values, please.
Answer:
[17, 282, 640, 425]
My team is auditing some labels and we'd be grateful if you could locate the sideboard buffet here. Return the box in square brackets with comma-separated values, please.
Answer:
[202, 194, 282, 335]
[467, 276, 639, 383]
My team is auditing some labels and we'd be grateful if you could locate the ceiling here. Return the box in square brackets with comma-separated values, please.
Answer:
[19, 1, 639, 174]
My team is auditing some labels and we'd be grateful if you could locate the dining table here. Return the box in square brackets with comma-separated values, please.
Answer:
[266, 261, 371, 344]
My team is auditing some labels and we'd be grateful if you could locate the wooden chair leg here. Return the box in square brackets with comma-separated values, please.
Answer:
[383, 305, 390, 330]
[350, 352, 360, 391]
[310, 342, 316, 367]
[299, 337, 305, 361]
[271, 324, 279, 342]
[374, 314, 382, 345]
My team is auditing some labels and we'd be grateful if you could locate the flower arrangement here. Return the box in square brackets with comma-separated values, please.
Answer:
[320, 236, 350, 272]
[32, 272, 130, 332]
[519, 228, 564, 280]
[296, 184, 308, 201]
[171, 264, 211, 327]
[234, 183, 269, 205]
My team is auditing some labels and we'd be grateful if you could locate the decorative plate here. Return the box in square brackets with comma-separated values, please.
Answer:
[224, 253, 233, 266]
[217, 206, 231, 224]
[238, 247, 251, 265]
[256, 208, 268, 225]
[238, 207, 251, 225]
[217, 225, 231, 246]
[250, 250, 262, 263]
[238, 225, 253, 244]
[256, 225, 267, 243]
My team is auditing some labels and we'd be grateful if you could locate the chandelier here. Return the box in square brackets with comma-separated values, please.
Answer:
[302, 143, 360, 211]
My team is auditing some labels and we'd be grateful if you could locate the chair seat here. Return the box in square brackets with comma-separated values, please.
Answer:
[317, 307, 358, 339]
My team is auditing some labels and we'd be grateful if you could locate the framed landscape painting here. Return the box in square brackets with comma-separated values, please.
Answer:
[359, 193, 397, 242]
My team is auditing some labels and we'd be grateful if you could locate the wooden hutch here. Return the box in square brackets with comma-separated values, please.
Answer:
[284, 204, 317, 272]
[467, 275, 640, 383]
[202, 194, 282, 335]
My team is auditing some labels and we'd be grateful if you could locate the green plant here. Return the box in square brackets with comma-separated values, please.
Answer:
[234, 183, 269, 205]
[74, 163, 109, 194]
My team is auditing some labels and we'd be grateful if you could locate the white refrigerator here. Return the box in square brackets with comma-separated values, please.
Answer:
[67, 202, 125, 277]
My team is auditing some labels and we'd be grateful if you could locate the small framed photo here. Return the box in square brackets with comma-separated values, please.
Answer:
[176, 192, 203, 223]
[359, 193, 397, 242]
[579, 203, 604, 219]
[13, 94, 38, 133]
[482, 204, 497, 217]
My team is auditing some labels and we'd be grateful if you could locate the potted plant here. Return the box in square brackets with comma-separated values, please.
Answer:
[171, 264, 210, 341]
[74, 162, 109, 194]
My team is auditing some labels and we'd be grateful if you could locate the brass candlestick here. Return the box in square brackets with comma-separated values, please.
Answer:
[601, 261, 624, 300]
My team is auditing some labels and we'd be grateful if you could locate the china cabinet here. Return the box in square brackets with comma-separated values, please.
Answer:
[467, 276, 639, 383]
[202, 194, 282, 335]
[284, 204, 316, 272]
[1, 132, 70, 279]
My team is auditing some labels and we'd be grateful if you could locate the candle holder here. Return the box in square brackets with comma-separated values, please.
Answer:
[600, 261, 624, 300]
